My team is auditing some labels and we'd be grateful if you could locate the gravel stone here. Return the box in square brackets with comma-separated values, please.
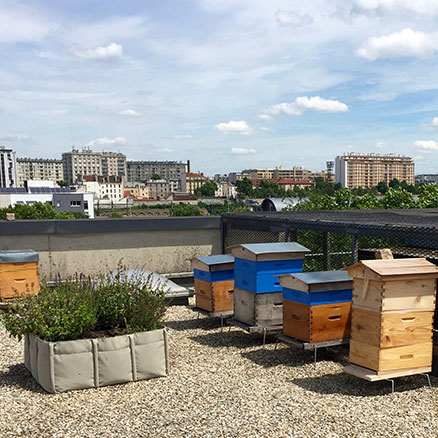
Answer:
[1, 298, 437, 438]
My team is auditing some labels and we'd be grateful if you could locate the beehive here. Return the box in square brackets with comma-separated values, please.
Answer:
[346, 258, 438, 375]
[280, 270, 352, 343]
[231, 242, 310, 328]
[191, 254, 234, 312]
[232, 242, 310, 294]
[0, 250, 40, 300]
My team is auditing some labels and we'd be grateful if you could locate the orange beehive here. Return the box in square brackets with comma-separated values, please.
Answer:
[0, 250, 40, 300]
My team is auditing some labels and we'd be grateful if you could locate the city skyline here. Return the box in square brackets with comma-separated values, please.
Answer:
[1, 1, 438, 175]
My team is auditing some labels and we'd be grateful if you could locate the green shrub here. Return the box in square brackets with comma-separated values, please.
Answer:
[1, 272, 167, 342]
[171, 203, 202, 216]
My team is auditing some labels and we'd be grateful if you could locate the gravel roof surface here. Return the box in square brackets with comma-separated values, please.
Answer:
[1, 299, 437, 438]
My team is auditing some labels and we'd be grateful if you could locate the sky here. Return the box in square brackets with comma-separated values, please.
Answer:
[1, 0, 438, 176]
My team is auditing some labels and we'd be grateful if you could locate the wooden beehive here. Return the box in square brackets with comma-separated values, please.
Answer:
[346, 258, 438, 375]
[191, 255, 234, 312]
[194, 278, 234, 312]
[234, 288, 283, 327]
[0, 250, 40, 300]
[280, 270, 353, 343]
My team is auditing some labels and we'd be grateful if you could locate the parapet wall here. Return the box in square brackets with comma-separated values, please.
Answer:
[0, 217, 222, 280]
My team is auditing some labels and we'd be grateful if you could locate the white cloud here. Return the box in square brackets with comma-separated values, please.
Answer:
[0, 133, 29, 141]
[86, 137, 127, 147]
[357, 29, 438, 61]
[376, 141, 387, 148]
[260, 96, 348, 119]
[275, 10, 313, 27]
[174, 134, 193, 139]
[231, 147, 256, 155]
[215, 120, 253, 135]
[415, 140, 438, 150]
[158, 147, 172, 153]
[71, 43, 123, 60]
[352, 0, 438, 17]
[118, 109, 141, 117]
[0, 6, 51, 43]
[432, 117, 438, 127]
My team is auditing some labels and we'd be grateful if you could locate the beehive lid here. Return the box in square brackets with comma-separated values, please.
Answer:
[346, 258, 438, 280]
[231, 242, 310, 262]
[191, 254, 234, 272]
[0, 249, 39, 263]
[280, 270, 352, 293]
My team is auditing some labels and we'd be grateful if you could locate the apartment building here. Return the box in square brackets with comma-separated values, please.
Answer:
[62, 148, 126, 184]
[126, 160, 189, 183]
[243, 166, 329, 181]
[335, 153, 415, 188]
[124, 183, 151, 200]
[17, 158, 63, 187]
[81, 175, 124, 203]
[0, 146, 17, 188]
[146, 179, 171, 200]
[215, 181, 237, 198]
[181, 172, 208, 194]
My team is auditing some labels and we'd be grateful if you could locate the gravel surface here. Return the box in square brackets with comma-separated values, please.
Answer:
[1, 299, 437, 438]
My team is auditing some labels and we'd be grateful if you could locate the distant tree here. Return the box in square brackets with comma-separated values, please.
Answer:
[57, 180, 69, 187]
[416, 184, 438, 208]
[236, 177, 253, 198]
[376, 181, 389, 194]
[0, 202, 86, 220]
[171, 204, 202, 216]
[194, 181, 218, 197]
[389, 178, 401, 190]
[380, 188, 415, 209]
[151, 174, 162, 180]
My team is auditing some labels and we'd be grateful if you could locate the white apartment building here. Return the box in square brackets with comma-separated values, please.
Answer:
[17, 158, 63, 187]
[62, 148, 126, 184]
[81, 175, 123, 203]
[215, 182, 237, 198]
[0, 146, 17, 188]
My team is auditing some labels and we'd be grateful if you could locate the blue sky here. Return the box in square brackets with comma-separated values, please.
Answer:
[1, 0, 438, 175]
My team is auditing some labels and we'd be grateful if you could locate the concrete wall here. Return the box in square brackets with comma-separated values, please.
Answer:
[0, 217, 221, 280]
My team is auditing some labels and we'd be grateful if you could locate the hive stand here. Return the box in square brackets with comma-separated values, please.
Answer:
[344, 364, 432, 393]
[190, 306, 234, 331]
[227, 318, 282, 346]
[275, 333, 349, 364]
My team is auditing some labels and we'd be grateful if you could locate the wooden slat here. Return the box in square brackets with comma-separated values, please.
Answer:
[352, 278, 383, 311]
[194, 278, 234, 312]
[0, 262, 40, 300]
[351, 307, 381, 346]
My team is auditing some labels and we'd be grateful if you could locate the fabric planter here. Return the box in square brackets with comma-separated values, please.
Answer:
[24, 328, 169, 393]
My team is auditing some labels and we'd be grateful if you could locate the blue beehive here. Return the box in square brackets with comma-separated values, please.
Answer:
[232, 242, 310, 293]
[192, 254, 235, 282]
[280, 270, 353, 305]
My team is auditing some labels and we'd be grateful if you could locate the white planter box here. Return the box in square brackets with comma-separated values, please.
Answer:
[24, 328, 169, 393]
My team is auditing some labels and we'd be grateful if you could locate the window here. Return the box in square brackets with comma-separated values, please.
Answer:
[84, 201, 89, 209]
[70, 200, 81, 207]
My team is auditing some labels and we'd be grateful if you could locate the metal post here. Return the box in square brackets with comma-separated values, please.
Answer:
[263, 328, 267, 347]
[220, 217, 226, 254]
[313, 346, 317, 364]
[323, 232, 331, 270]
[351, 235, 358, 264]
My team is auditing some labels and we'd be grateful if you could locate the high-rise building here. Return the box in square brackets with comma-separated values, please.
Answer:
[62, 148, 126, 184]
[17, 158, 63, 187]
[126, 160, 190, 183]
[0, 146, 17, 188]
[335, 153, 415, 188]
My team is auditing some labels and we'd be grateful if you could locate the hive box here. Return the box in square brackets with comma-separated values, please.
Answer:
[232, 242, 310, 294]
[233, 288, 283, 327]
[280, 271, 353, 343]
[0, 250, 40, 300]
[346, 258, 438, 375]
[191, 254, 234, 312]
